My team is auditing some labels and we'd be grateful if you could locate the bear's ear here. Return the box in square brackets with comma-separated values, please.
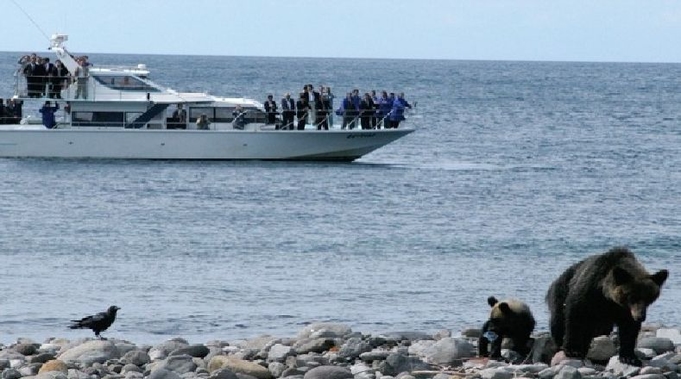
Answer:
[498, 302, 512, 314]
[651, 270, 669, 287]
[488, 296, 498, 307]
[613, 267, 633, 285]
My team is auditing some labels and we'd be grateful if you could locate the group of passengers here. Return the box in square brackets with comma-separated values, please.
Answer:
[267, 85, 412, 130]
[16, 53, 91, 99]
[0, 98, 24, 124]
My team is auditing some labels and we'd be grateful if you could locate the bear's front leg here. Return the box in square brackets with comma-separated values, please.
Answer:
[617, 321, 643, 366]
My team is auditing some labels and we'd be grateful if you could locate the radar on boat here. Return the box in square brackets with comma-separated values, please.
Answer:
[50, 34, 68, 48]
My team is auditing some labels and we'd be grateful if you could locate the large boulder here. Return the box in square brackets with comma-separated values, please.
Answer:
[423, 337, 475, 366]
[57, 340, 120, 366]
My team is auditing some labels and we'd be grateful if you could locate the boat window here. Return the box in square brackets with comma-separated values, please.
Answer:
[72, 111, 125, 127]
[92, 75, 159, 91]
[189, 107, 215, 122]
[189, 107, 266, 123]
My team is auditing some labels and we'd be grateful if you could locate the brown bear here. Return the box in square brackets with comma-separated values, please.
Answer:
[546, 247, 668, 366]
[478, 296, 536, 360]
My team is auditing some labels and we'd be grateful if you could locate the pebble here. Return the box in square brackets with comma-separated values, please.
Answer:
[0, 323, 679, 379]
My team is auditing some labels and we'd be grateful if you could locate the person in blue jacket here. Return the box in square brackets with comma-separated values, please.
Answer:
[389, 93, 412, 129]
[39, 101, 59, 129]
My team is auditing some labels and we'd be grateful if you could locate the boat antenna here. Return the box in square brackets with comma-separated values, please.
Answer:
[10, 0, 51, 43]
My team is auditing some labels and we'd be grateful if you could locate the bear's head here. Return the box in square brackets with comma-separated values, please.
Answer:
[610, 267, 668, 322]
[486, 296, 535, 334]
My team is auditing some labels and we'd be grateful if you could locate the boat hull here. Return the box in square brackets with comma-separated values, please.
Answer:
[0, 128, 414, 161]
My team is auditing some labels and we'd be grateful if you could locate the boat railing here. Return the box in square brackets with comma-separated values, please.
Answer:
[13, 74, 157, 101]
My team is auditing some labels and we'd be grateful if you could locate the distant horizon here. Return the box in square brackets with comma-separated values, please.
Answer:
[3, 0, 681, 64]
[2, 50, 680, 66]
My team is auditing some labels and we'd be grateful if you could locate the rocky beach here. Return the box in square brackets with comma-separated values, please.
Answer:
[1, 323, 681, 379]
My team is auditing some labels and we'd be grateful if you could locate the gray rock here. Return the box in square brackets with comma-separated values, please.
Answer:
[125, 372, 145, 379]
[14, 343, 38, 356]
[57, 340, 121, 366]
[297, 323, 352, 340]
[479, 368, 514, 379]
[538, 367, 558, 379]
[19, 364, 40, 377]
[281, 367, 306, 377]
[170, 345, 210, 359]
[149, 368, 183, 379]
[122, 363, 143, 373]
[267, 362, 286, 378]
[337, 337, 372, 360]
[29, 353, 57, 364]
[156, 354, 198, 374]
[34, 372, 68, 379]
[423, 337, 474, 366]
[640, 367, 663, 375]
[511, 364, 550, 374]
[266, 344, 293, 363]
[122, 350, 151, 366]
[586, 336, 616, 361]
[555, 365, 582, 379]
[638, 338, 675, 354]
[292, 338, 334, 355]
[350, 362, 372, 375]
[354, 372, 376, 379]
[359, 350, 391, 362]
[630, 375, 666, 379]
[1, 369, 22, 379]
[407, 340, 436, 358]
[605, 356, 641, 377]
[149, 339, 190, 361]
[656, 329, 681, 345]
[647, 355, 678, 371]
[377, 353, 432, 377]
[461, 328, 481, 338]
[302, 365, 353, 379]
[208, 369, 239, 379]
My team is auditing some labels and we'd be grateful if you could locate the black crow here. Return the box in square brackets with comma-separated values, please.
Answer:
[69, 305, 120, 339]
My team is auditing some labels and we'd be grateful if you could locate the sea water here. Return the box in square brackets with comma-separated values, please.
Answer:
[0, 52, 680, 344]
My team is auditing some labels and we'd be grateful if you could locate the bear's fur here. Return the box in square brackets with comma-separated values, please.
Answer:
[478, 296, 536, 359]
[546, 247, 668, 366]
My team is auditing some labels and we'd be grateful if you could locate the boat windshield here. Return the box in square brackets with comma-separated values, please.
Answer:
[92, 75, 159, 92]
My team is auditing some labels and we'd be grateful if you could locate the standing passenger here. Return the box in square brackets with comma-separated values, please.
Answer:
[74, 57, 89, 99]
[340, 92, 358, 130]
[264, 94, 278, 126]
[39, 101, 60, 129]
[295, 92, 309, 131]
[376, 91, 392, 129]
[305, 84, 320, 125]
[281, 93, 295, 130]
[359, 93, 374, 130]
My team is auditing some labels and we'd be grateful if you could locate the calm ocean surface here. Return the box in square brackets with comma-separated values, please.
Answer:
[1, 52, 680, 345]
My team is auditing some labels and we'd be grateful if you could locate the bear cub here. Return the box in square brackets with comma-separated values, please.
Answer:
[478, 296, 536, 360]
[546, 247, 668, 366]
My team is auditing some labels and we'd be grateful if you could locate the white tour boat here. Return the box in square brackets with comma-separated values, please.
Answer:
[0, 34, 414, 161]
